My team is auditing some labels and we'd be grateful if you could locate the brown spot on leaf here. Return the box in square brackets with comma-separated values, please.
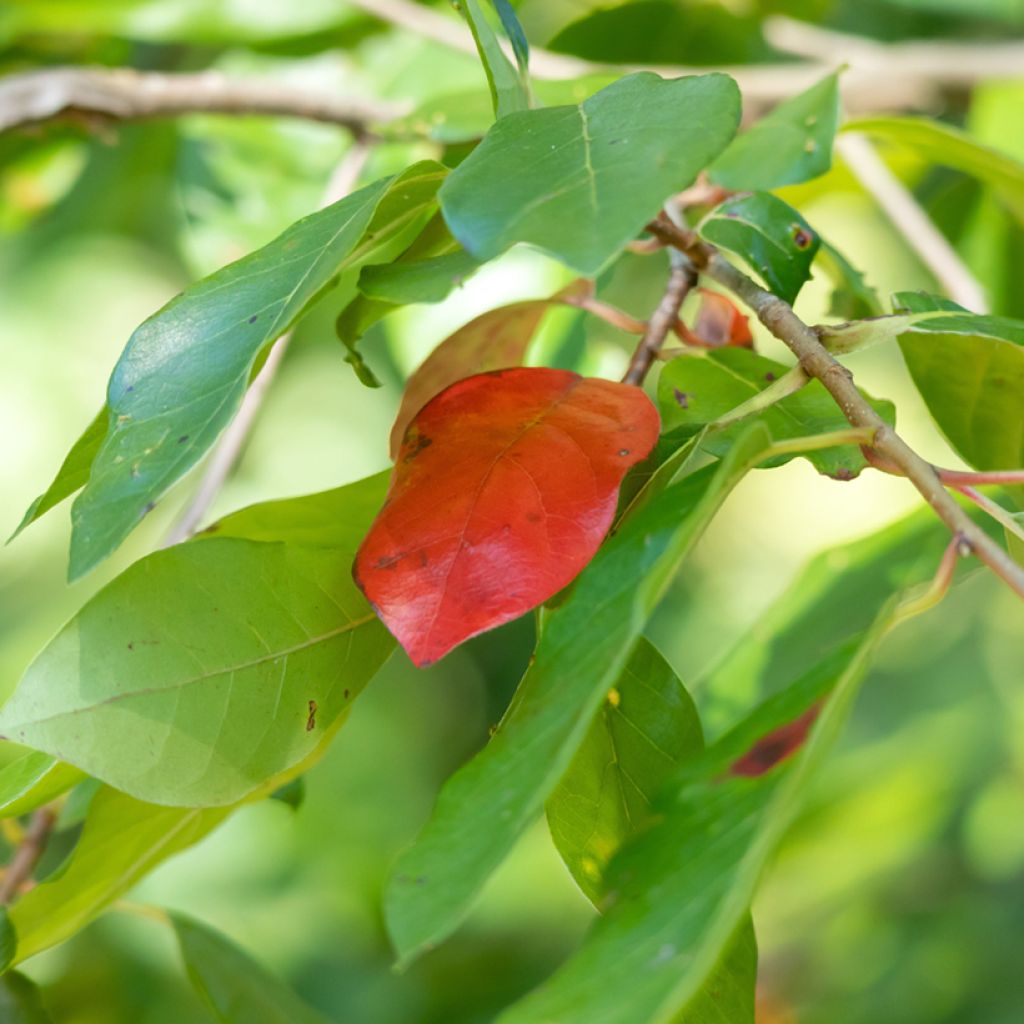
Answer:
[306, 700, 318, 732]
[730, 705, 821, 777]
[764, 372, 777, 382]
[178, 435, 189, 444]
[618, 448, 631, 456]
[343, 689, 350, 699]
[374, 553, 404, 571]
[791, 226, 814, 250]
[829, 467, 856, 481]
[673, 388, 690, 409]
[248, 315, 258, 323]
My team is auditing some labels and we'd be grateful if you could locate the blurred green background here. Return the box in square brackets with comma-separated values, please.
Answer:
[2, 1, 1023, 1021]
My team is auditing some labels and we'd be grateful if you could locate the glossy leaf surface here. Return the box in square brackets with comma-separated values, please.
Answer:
[658, 348, 896, 479]
[698, 192, 820, 304]
[173, 914, 330, 1024]
[502, 612, 892, 1024]
[547, 638, 703, 902]
[389, 281, 590, 457]
[66, 161, 445, 580]
[357, 368, 660, 666]
[710, 71, 839, 190]
[384, 424, 772, 965]
[0, 540, 392, 806]
[440, 72, 740, 274]
[0, 752, 84, 819]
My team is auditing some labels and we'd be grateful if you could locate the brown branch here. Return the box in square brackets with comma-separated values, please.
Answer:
[621, 254, 697, 386]
[649, 218, 1024, 601]
[0, 807, 57, 904]
[347, 0, 1024, 111]
[0, 67, 404, 134]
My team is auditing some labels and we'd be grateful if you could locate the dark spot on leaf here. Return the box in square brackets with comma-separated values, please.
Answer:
[306, 699, 318, 732]
[764, 372, 777, 382]
[343, 689, 350, 699]
[127, 642, 134, 651]
[791, 226, 814, 250]
[526, 512, 542, 523]
[673, 388, 690, 409]
[828, 467, 856, 481]
[178, 435, 189, 444]
[125, 385, 134, 393]
[403, 431, 433, 463]
[141, 502, 155, 517]
[375, 553, 403, 570]
[730, 705, 821, 777]
[618, 448, 631, 456]
[248, 315, 258, 323]
[418, 551, 429, 567]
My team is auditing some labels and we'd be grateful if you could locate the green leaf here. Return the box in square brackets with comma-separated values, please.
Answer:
[698, 192, 820, 304]
[384, 422, 773, 966]
[816, 239, 883, 319]
[500, 616, 892, 1024]
[439, 72, 740, 275]
[843, 116, 1024, 223]
[699, 500, 999, 736]
[0, 535, 393, 805]
[172, 913, 330, 1024]
[8, 787, 230, 963]
[1008, 512, 1024, 565]
[546, 638, 703, 903]
[203, 472, 390, 548]
[710, 71, 840, 190]
[0, 752, 85, 819]
[66, 161, 445, 580]
[336, 214, 481, 347]
[461, 0, 531, 119]
[0, 908, 16, 973]
[889, 293, 1024, 470]
[657, 348, 896, 480]
[9, 409, 106, 541]
[0, 972, 53, 1022]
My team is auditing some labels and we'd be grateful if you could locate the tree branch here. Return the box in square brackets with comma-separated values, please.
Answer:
[836, 133, 988, 313]
[648, 218, 1024, 601]
[0, 806, 57, 904]
[0, 66, 404, 134]
[621, 252, 697, 386]
[347, 0, 1024, 110]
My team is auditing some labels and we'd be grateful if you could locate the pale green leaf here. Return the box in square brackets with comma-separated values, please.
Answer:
[657, 348, 896, 479]
[843, 116, 1024, 223]
[0, 751, 85, 819]
[546, 638, 703, 903]
[173, 913, 330, 1024]
[0, 536, 393, 806]
[462, 0, 531, 119]
[710, 71, 840, 190]
[384, 423, 773, 966]
[439, 72, 740, 275]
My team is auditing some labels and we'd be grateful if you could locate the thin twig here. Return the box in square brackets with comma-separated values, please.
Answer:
[953, 486, 1024, 547]
[560, 293, 648, 334]
[346, 0, 1024, 109]
[162, 138, 372, 546]
[837, 133, 989, 313]
[0, 806, 57, 904]
[0, 67, 404, 135]
[648, 217, 1024, 602]
[889, 535, 964, 629]
[621, 252, 696, 385]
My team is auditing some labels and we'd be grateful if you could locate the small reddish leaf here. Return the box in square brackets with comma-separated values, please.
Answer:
[692, 289, 753, 348]
[357, 367, 659, 666]
[388, 280, 592, 458]
[729, 704, 821, 777]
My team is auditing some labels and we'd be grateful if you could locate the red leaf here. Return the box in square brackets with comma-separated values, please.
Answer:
[692, 289, 753, 348]
[388, 280, 592, 458]
[356, 367, 660, 666]
[729, 704, 821, 777]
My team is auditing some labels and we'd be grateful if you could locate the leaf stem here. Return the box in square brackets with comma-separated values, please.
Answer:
[648, 216, 1024, 603]
[952, 485, 1024, 547]
[709, 364, 810, 430]
[889, 535, 964, 629]
[0, 806, 57, 904]
[622, 251, 697, 386]
[759, 427, 878, 461]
